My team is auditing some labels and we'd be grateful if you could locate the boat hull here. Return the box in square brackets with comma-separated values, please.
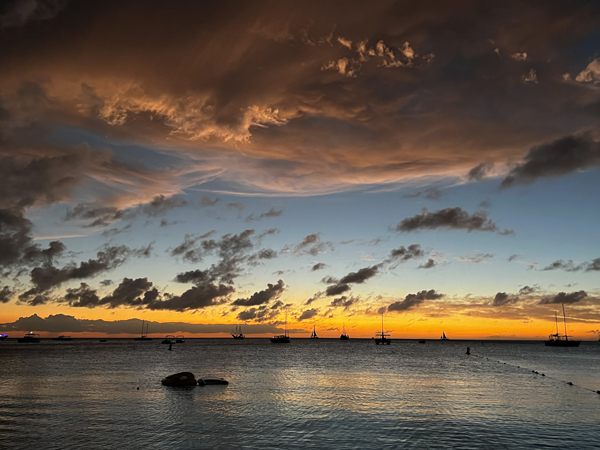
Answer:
[18, 338, 40, 343]
[375, 338, 391, 345]
[340, 335, 349, 340]
[270, 336, 290, 343]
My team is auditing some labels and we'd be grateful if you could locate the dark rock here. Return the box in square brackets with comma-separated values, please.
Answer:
[161, 372, 197, 386]
[198, 377, 229, 386]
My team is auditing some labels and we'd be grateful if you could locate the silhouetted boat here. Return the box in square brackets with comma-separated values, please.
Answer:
[374, 313, 390, 345]
[175, 335, 185, 343]
[545, 304, 580, 347]
[231, 325, 245, 339]
[161, 335, 176, 344]
[134, 320, 152, 340]
[18, 332, 40, 343]
[0, 334, 8, 340]
[99, 339, 107, 342]
[418, 340, 426, 344]
[271, 310, 290, 343]
[340, 324, 349, 340]
[310, 325, 318, 339]
[52, 335, 73, 341]
[440, 331, 449, 340]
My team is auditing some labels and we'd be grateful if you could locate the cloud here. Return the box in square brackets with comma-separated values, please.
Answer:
[575, 58, 600, 83]
[339, 265, 380, 284]
[500, 134, 600, 188]
[508, 254, 520, 262]
[0, 313, 281, 335]
[511, 52, 527, 61]
[140, 195, 187, 216]
[467, 162, 494, 181]
[396, 207, 513, 235]
[403, 187, 442, 200]
[386, 244, 424, 263]
[522, 69, 538, 83]
[291, 233, 334, 256]
[231, 279, 285, 307]
[0, 0, 68, 29]
[329, 295, 357, 310]
[146, 284, 233, 312]
[457, 252, 494, 264]
[245, 207, 284, 222]
[0, 286, 14, 303]
[227, 202, 245, 212]
[311, 263, 326, 271]
[541, 258, 600, 272]
[491, 291, 522, 307]
[418, 258, 437, 269]
[297, 308, 318, 321]
[325, 283, 351, 297]
[388, 289, 444, 312]
[257, 228, 280, 239]
[200, 195, 221, 207]
[540, 290, 587, 305]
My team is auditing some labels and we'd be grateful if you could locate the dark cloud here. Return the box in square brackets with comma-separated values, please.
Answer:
[22, 244, 132, 297]
[257, 228, 280, 239]
[298, 308, 318, 321]
[256, 249, 277, 259]
[518, 285, 538, 295]
[0, 285, 14, 303]
[0, 313, 280, 335]
[325, 283, 351, 297]
[403, 187, 442, 200]
[388, 289, 444, 312]
[232, 280, 285, 307]
[541, 258, 600, 272]
[339, 265, 380, 284]
[329, 296, 357, 310]
[311, 263, 326, 271]
[0, 0, 68, 28]
[492, 292, 518, 307]
[227, 202, 245, 212]
[418, 258, 437, 269]
[501, 134, 600, 188]
[170, 229, 254, 264]
[396, 207, 514, 235]
[457, 253, 494, 263]
[468, 162, 494, 181]
[141, 195, 187, 216]
[102, 224, 132, 237]
[386, 244, 424, 263]
[245, 207, 284, 222]
[540, 290, 587, 305]
[508, 254, 520, 262]
[65, 203, 129, 227]
[147, 284, 233, 312]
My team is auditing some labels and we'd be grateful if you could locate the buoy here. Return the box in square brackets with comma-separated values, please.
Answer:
[567, 382, 573, 386]
[466, 347, 470, 355]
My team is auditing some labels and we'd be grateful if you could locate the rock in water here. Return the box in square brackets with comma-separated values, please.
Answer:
[198, 378, 229, 386]
[161, 372, 197, 386]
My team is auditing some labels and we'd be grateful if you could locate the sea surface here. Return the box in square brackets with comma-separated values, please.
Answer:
[0, 338, 599, 449]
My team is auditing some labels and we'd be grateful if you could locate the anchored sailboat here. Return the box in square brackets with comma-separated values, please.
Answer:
[134, 320, 152, 340]
[271, 310, 290, 343]
[545, 304, 580, 347]
[374, 312, 391, 345]
[231, 325, 245, 339]
[440, 331, 449, 340]
[310, 325, 318, 339]
[340, 324, 349, 340]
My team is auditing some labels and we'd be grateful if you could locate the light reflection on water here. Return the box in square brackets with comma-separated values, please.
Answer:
[0, 339, 599, 449]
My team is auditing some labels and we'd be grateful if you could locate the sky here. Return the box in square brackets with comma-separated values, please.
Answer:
[1, 0, 599, 339]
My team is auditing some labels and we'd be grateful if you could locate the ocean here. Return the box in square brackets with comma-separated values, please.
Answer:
[0, 338, 598, 449]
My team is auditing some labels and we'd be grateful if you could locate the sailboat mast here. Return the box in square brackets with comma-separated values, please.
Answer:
[285, 309, 287, 337]
[562, 303, 568, 339]
[381, 312, 384, 335]
[141, 319, 144, 337]
[554, 311, 558, 335]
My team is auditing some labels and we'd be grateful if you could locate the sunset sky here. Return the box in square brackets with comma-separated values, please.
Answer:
[1, 0, 599, 339]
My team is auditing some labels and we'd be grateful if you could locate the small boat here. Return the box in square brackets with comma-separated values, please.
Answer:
[545, 304, 581, 347]
[99, 339, 107, 342]
[18, 332, 41, 343]
[198, 377, 229, 386]
[271, 310, 290, 343]
[310, 325, 318, 339]
[0, 334, 8, 340]
[440, 331, 449, 340]
[161, 335, 176, 344]
[231, 325, 245, 339]
[52, 335, 73, 341]
[134, 320, 153, 340]
[374, 312, 391, 345]
[340, 324, 349, 340]
[175, 335, 185, 343]
[162, 372, 197, 387]
[418, 340, 426, 344]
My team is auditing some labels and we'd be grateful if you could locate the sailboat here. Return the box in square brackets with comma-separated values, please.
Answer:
[310, 325, 318, 339]
[134, 320, 153, 340]
[545, 304, 580, 347]
[231, 325, 245, 339]
[270, 310, 290, 343]
[340, 324, 350, 340]
[440, 331, 449, 340]
[374, 312, 391, 345]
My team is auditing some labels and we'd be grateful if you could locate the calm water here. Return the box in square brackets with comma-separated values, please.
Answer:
[0, 339, 599, 449]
